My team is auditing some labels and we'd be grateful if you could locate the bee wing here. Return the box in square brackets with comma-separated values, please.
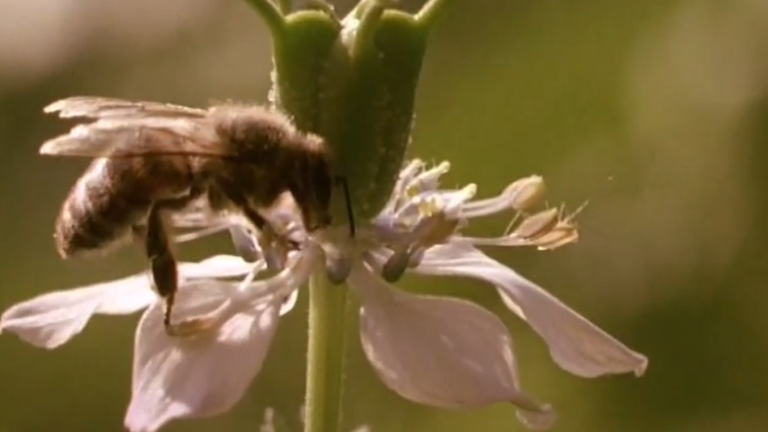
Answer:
[44, 97, 207, 119]
[172, 224, 261, 263]
[39, 117, 226, 158]
[169, 197, 261, 261]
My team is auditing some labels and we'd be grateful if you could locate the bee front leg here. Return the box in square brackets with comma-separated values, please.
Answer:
[228, 225, 261, 262]
[144, 203, 182, 336]
[241, 206, 298, 270]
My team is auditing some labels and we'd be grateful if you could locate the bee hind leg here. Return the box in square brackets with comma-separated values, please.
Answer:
[144, 203, 203, 337]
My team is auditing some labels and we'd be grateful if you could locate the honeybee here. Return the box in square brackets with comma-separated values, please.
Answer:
[40, 96, 354, 336]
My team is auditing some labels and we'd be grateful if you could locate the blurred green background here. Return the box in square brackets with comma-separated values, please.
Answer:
[1, 0, 767, 431]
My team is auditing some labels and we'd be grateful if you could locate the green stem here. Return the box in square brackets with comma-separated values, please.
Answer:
[305, 271, 350, 432]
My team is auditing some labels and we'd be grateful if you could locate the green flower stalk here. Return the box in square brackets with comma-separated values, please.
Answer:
[247, 0, 444, 220]
[0, 2, 649, 432]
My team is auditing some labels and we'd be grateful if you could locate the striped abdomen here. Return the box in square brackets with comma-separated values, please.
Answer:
[54, 156, 195, 258]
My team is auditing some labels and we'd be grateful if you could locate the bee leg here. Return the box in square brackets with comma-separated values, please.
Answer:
[247, 207, 301, 251]
[144, 203, 179, 335]
[218, 184, 299, 260]
[240, 206, 300, 270]
[228, 225, 261, 262]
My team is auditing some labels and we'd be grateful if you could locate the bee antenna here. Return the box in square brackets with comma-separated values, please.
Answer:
[334, 176, 356, 238]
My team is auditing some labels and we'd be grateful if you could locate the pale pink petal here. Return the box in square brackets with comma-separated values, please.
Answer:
[279, 286, 299, 316]
[349, 263, 555, 430]
[0, 256, 261, 350]
[416, 241, 648, 378]
[0, 274, 153, 349]
[125, 280, 281, 432]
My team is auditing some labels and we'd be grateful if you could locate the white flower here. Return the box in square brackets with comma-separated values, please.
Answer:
[0, 159, 648, 432]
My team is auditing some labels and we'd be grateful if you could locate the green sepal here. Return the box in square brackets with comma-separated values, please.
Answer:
[268, 2, 434, 221]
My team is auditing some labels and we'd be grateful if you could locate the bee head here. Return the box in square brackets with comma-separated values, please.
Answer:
[293, 133, 334, 232]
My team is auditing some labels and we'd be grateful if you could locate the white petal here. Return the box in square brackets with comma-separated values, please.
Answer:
[349, 263, 555, 429]
[416, 241, 648, 378]
[0, 274, 154, 349]
[0, 256, 262, 350]
[461, 175, 545, 218]
[125, 280, 281, 432]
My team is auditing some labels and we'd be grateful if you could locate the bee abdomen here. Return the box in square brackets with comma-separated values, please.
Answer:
[54, 159, 151, 258]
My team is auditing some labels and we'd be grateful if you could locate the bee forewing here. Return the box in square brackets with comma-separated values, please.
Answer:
[44, 96, 207, 119]
[39, 117, 222, 157]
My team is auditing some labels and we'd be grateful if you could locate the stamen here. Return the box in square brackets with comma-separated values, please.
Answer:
[505, 175, 546, 212]
[530, 225, 580, 250]
[381, 159, 426, 215]
[525, 201, 587, 250]
[405, 161, 450, 197]
[510, 207, 560, 240]
[462, 201, 587, 250]
[461, 175, 545, 219]
[399, 159, 426, 185]
[440, 184, 477, 217]
[458, 235, 530, 247]
[393, 194, 431, 225]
